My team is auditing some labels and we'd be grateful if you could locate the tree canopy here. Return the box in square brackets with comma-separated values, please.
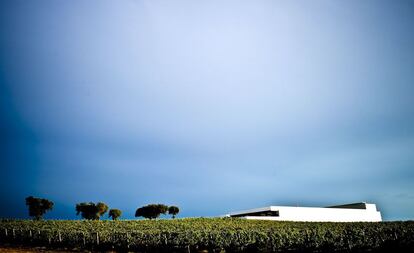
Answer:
[135, 204, 168, 219]
[25, 196, 54, 220]
[168, 206, 180, 218]
[76, 202, 108, 220]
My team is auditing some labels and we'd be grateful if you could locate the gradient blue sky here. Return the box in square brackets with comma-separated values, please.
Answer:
[1, 0, 413, 220]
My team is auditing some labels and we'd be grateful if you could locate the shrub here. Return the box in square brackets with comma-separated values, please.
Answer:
[108, 209, 122, 220]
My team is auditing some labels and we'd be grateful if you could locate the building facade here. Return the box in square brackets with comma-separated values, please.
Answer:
[226, 202, 382, 222]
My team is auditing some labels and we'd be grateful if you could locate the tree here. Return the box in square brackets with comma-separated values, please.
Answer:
[76, 202, 108, 220]
[135, 204, 168, 219]
[25, 196, 54, 220]
[108, 209, 122, 220]
[168, 206, 180, 219]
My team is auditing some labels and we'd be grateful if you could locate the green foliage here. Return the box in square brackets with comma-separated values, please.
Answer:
[135, 204, 168, 219]
[168, 206, 179, 218]
[0, 219, 413, 252]
[76, 202, 108, 220]
[108, 209, 122, 220]
[25, 196, 54, 220]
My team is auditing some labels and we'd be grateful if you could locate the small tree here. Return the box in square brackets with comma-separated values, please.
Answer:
[135, 204, 168, 219]
[108, 209, 122, 220]
[25, 196, 54, 220]
[96, 202, 109, 216]
[168, 206, 179, 219]
[76, 202, 108, 220]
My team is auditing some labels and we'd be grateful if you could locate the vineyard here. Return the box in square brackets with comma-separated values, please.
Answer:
[0, 218, 413, 252]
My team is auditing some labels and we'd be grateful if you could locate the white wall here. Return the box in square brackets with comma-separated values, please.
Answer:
[229, 204, 382, 222]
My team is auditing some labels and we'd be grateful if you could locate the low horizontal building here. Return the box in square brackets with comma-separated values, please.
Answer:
[225, 202, 382, 222]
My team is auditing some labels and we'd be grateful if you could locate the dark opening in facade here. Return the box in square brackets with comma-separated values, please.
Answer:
[230, 210, 279, 217]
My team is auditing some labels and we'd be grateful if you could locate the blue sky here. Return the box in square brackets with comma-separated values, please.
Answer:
[1, 0, 413, 220]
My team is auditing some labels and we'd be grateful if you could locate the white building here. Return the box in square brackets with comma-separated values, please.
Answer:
[226, 202, 382, 222]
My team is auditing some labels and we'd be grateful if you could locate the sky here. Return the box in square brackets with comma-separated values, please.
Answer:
[0, 0, 413, 220]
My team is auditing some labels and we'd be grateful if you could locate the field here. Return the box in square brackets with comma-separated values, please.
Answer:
[1, 218, 413, 252]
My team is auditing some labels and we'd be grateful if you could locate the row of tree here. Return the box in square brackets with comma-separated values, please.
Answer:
[25, 196, 180, 220]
